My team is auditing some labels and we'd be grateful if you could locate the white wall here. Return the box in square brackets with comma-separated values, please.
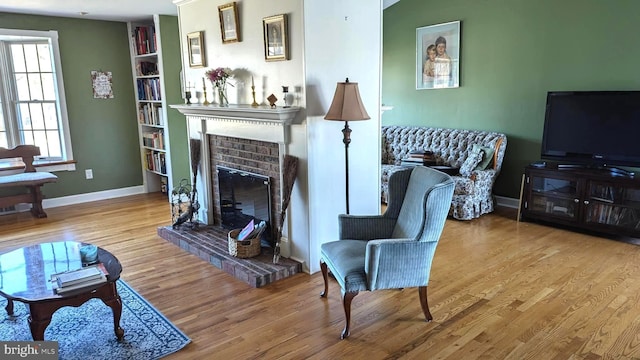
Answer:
[175, 0, 382, 273]
[303, 0, 382, 272]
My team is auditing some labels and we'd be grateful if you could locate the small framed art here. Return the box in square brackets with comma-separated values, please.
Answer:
[187, 31, 206, 68]
[416, 20, 461, 90]
[263, 14, 288, 61]
[218, 2, 240, 44]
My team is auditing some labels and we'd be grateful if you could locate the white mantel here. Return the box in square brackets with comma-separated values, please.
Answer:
[171, 104, 300, 123]
[171, 104, 301, 144]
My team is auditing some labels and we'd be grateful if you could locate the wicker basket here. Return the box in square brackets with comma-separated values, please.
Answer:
[228, 229, 261, 258]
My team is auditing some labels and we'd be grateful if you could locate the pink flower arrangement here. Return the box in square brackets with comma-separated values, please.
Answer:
[205, 67, 233, 89]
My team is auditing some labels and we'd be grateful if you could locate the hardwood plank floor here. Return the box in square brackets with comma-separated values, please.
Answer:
[2, 194, 640, 359]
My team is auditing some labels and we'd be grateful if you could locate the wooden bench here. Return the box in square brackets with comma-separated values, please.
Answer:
[0, 145, 58, 218]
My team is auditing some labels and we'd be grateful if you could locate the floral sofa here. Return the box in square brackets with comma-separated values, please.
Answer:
[381, 126, 507, 220]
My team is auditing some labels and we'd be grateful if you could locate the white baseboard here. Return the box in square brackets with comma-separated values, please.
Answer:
[42, 186, 146, 209]
[495, 195, 520, 209]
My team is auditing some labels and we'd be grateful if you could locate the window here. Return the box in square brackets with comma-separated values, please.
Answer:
[0, 29, 74, 170]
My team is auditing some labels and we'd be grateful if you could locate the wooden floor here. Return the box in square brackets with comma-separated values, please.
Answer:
[2, 194, 640, 359]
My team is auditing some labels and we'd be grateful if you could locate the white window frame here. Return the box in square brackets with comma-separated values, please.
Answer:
[0, 28, 75, 172]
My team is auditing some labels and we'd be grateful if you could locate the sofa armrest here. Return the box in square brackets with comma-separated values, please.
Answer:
[468, 169, 498, 194]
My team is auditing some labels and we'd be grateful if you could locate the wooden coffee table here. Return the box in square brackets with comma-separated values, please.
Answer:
[0, 241, 124, 341]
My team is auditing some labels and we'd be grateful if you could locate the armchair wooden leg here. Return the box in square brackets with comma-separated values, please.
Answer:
[341, 291, 358, 339]
[418, 286, 433, 322]
[320, 260, 329, 297]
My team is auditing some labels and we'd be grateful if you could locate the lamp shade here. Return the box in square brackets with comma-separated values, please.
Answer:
[324, 79, 370, 121]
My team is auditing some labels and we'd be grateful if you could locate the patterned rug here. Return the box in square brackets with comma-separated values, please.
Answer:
[0, 280, 190, 360]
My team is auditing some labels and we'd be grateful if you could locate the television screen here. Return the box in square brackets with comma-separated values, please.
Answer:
[541, 91, 640, 167]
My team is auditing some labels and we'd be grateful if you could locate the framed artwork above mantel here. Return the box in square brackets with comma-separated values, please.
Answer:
[263, 14, 289, 62]
[218, 2, 240, 44]
[187, 31, 206, 68]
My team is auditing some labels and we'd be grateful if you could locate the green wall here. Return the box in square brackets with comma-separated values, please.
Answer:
[158, 15, 189, 188]
[0, 12, 141, 198]
[382, 0, 640, 198]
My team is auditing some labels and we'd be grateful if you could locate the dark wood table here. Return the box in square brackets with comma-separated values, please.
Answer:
[0, 241, 124, 341]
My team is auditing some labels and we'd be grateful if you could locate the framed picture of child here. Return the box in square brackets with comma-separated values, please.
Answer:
[416, 21, 461, 90]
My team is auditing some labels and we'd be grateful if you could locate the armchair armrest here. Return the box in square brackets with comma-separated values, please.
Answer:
[364, 239, 439, 290]
[338, 214, 396, 240]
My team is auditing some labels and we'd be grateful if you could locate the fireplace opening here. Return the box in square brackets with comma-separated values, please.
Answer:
[217, 166, 272, 246]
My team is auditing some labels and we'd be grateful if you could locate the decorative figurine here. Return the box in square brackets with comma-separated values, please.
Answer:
[267, 94, 278, 108]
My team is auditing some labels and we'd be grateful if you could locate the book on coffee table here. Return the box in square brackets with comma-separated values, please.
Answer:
[53, 275, 107, 294]
[51, 264, 108, 294]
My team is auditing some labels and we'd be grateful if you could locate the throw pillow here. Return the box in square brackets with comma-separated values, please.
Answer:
[459, 148, 484, 177]
[472, 144, 495, 170]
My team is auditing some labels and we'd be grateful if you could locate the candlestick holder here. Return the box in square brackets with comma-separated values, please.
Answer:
[251, 85, 259, 107]
[282, 86, 290, 108]
[202, 86, 210, 105]
[185, 90, 192, 105]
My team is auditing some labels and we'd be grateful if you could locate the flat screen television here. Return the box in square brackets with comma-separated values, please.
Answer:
[541, 91, 640, 169]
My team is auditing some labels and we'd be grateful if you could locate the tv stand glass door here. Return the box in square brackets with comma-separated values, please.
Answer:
[584, 181, 640, 230]
[526, 173, 579, 221]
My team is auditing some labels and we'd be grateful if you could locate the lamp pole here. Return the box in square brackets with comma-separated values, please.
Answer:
[342, 120, 352, 214]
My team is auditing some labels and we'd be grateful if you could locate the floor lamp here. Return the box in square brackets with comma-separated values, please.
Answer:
[324, 78, 370, 214]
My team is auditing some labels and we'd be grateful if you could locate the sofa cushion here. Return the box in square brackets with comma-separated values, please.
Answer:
[459, 148, 484, 177]
[472, 144, 495, 170]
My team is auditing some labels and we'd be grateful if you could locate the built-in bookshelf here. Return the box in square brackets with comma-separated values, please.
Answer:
[520, 165, 640, 238]
[128, 16, 176, 196]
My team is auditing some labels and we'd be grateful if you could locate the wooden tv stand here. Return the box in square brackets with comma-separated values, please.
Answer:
[520, 164, 640, 238]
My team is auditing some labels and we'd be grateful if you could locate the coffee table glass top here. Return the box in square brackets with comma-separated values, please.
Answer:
[0, 241, 122, 302]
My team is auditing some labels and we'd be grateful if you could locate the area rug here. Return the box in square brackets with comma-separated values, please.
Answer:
[0, 280, 191, 360]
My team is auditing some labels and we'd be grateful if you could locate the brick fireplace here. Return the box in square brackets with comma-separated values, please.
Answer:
[162, 104, 301, 287]
[209, 135, 281, 246]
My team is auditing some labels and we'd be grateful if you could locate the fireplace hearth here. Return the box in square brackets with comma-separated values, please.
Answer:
[157, 225, 301, 287]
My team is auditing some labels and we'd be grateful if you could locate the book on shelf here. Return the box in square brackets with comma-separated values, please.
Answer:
[132, 25, 157, 55]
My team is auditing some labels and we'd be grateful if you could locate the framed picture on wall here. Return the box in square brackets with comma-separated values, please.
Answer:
[218, 2, 240, 44]
[416, 21, 460, 90]
[263, 14, 288, 62]
[187, 31, 206, 68]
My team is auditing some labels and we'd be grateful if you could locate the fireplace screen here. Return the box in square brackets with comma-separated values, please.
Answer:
[217, 166, 272, 244]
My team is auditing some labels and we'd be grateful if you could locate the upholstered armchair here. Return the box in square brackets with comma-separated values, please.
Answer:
[320, 166, 454, 339]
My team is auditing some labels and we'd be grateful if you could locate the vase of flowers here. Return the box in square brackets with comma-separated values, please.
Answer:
[205, 67, 233, 106]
